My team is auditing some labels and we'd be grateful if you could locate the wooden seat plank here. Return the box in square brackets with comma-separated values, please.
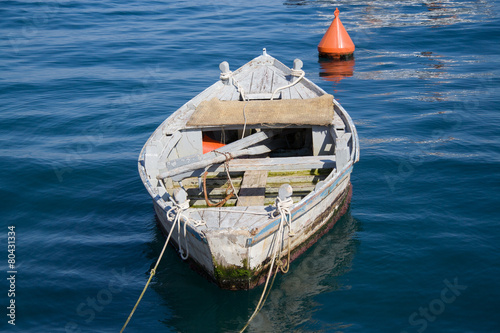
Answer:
[237, 170, 268, 207]
[207, 155, 336, 173]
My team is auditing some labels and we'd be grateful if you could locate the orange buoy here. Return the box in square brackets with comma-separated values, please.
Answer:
[318, 8, 355, 59]
[202, 135, 225, 154]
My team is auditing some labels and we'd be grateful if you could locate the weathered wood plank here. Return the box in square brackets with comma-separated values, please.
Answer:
[167, 147, 179, 161]
[332, 112, 345, 130]
[231, 88, 241, 101]
[186, 184, 315, 198]
[272, 58, 292, 75]
[248, 66, 268, 94]
[237, 170, 268, 207]
[298, 77, 328, 96]
[189, 196, 304, 208]
[258, 67, 275, 94]
[164, 144, 272, 180]
[161, 81, 227, 135]
[289, 85, 303, 99]
[175, 177, 243, 189]
[297, 86, 321, 99]
[144, 141, 160, 179]
[312, 126, 335, 156]
[236, 71, 254, 97]
[245, 93, 274, 100]
[219, 210, 246, 229]
[266, 174, 328, 185]
[159, 131, 182, 161]
[190, 198, 238, 208]
[281, 87, 291, 100]
[206, 155, 336, 173]
[270, 67, 288, 93]
[175, 130, 202, 158]
[218, 85, 238, 101]
[159, 130, 277, 179]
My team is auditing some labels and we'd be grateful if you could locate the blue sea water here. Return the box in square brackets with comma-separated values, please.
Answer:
[1, 0, 500, 332]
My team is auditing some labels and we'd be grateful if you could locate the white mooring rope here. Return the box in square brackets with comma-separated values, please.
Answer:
[239, 196, 295, 332]
[121, 201, 204, 332]
[167, 200, 206, 260]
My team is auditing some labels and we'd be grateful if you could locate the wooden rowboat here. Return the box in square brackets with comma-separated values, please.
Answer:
[138, 49, 359, 290]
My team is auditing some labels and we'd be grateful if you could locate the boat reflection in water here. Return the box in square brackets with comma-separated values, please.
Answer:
[319, 56, 355, 83]
[148, 211, 361, 332]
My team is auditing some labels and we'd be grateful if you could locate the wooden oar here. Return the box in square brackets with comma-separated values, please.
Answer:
[157, 131, 277, 180]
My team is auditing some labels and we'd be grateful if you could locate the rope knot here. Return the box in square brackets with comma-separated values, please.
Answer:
[177, 200, 190, 211]
[165, 197, 205, 261]
[202, 151, 237, 208]
[274, 189, 294, 274]
[276, 196, 293, 214]
[213, 150, 233, 163]
[220, 70, 232, 81]
[166, 199, 190, 222]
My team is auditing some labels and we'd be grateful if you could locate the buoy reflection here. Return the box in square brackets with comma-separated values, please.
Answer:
[319, 57, 355, 83]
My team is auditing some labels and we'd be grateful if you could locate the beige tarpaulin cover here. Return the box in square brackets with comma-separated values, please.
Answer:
[187, 94, 334, 127]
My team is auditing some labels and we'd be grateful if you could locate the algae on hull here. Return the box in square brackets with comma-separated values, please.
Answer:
[212, 257, 260, 290]
[210, 184, 352, 290]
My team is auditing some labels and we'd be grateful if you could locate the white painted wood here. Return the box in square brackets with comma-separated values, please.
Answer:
[272, 58, 292, 75]
[207, 155, 336, 173]
[188, 209, 219, 229]
[231, 89, 241, 101]
[219, 209, 246, 229]
[159, 130, 276, 179]
[162, 144, 273, 180]
[237, 170, 268, 207]
[144, 141, 160, 181]
[333, 112, 345, 130]
[254, 66, 275, 94]
[335, 133, 350, 171]
[175, 130, 202, 158]
[236, 71, 253, 97]
[160, 131, 182, 161]
[312, 126, 335, 156]
[299, 77, 328, 96]
[270, 67, 288, 96]
[247, 175, 351, 269]
[289, 85, 303, 99]
[218, 84, 237, 101]
[245, 93, 274, 100]
[167, 146, 179, 161]
[281, 88, 291, 100]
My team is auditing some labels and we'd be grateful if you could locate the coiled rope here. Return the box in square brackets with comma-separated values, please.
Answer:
[239, 196, 294, 333]
[167, 201, 206, 260]
[275, 196, 294, 274]
[202, 151, 238, 207]
[120, 200, 204, 332]
[270, 70, 305, 100]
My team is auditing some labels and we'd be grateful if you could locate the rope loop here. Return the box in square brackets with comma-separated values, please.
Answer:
[202, 150, 238, 207]
[239, 194, 295, 332]
[213, 150, 233, 163]
[166, 199, 206, 260]
[275, 196, 294, 274]
[220, 70, 232, 80]
[166, 200, 190, 221]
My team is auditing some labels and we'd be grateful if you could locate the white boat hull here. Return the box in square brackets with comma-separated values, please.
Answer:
[138, 50, 359, 290]
[152, 166, 353, 290]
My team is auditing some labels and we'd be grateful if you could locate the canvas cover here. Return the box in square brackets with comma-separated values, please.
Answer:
[187, 94, 334, 127]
